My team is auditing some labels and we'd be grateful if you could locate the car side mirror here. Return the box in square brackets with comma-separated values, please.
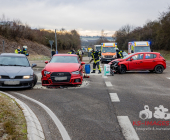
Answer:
[32, 63, 37, 68]
[130, 58, 133, 61]
[45, 61, 48, 64]
[81, 62, 85, 65]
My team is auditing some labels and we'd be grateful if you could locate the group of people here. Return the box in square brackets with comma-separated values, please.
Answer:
[15, 46, 29, 56]
[68, 49, 83, 61]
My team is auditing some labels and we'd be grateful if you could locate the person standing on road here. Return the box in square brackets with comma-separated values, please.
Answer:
[15, 46, 21, 54]
[90, 49, 101, 74]
[119, 50, 123, 58]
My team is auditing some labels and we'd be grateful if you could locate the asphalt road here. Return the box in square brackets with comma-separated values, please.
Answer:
[1, 61, 170, 140]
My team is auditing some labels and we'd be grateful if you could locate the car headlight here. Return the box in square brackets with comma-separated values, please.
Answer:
[44, 71, 51, 76]
[23, 76, 32, 79]
[72, 71, 80, 75]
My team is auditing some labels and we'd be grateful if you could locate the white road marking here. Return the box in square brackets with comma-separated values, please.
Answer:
[105, 81, 112, 87]
[102, 75, 108, 78]
[117, 116, 139, 140]
[167, 77, 170, 79]
[109, 93, 120, 102]
[12, 92, 71, 140]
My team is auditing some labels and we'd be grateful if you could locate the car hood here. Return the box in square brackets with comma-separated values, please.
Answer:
[45, 63, 80, 72]
[0, 66, 33, 78]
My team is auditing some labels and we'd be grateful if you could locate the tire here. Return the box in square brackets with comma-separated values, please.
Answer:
[154, 65, 164, 74]
[118, 65, 126, 74]
[33, 74, 38, 87]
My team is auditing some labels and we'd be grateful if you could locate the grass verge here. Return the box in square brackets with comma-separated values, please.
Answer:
[28, 55, 50, 61]
[0, 93, 27, 140]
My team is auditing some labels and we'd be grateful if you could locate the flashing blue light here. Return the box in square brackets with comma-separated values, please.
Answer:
[101, 43, 103, 45]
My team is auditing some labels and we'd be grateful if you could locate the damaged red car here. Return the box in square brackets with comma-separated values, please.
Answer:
[41, 54, 85, 86]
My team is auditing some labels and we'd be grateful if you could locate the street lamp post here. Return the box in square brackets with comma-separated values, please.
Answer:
[55, 29, 57, 54]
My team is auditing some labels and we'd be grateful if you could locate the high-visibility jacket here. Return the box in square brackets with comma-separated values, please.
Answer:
[91, 51, 100, 63]
[15, 49, 21, 54]
[118, 50, 123, 58]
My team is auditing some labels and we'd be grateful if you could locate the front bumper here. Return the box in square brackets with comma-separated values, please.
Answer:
[42, 73, 83, 86]
[101, 57, 115, 62]
[0, 79, 34, 88]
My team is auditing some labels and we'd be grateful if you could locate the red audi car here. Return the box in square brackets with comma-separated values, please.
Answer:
[41, 54, 85, 86]
[109, 52, 166, 74]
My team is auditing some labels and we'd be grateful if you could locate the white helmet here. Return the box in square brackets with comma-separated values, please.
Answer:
[23, 46, 27, 49]
[115, 48, 119, 50]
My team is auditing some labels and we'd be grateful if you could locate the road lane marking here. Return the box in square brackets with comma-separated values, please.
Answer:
[167, 77, 170, 79]
[109, 93, 120, 102]
[102, 75, 108, 78]
[12, 92, 71, 140]
[117, 116, 139, 140]
[105, 81, 112, 87]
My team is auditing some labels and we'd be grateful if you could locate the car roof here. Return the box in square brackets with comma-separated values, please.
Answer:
[134, 52, 160, 54]
[0, 53, 26, 57]
[53, 54, 78, 56]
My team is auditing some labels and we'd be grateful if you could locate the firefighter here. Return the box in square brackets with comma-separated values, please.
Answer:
[15, 46, 22, 54]
[68, 50, 75, 54]
[22, 46, 29, 56]
[119, 50, 123, 58]
[90, 49, 101, 74]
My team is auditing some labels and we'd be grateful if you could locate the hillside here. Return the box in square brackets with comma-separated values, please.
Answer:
[0, 35, 51, 56]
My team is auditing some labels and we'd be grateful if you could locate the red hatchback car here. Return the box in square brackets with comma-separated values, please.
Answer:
[109, 52, 166, 74]
[41, 54, 85, 86]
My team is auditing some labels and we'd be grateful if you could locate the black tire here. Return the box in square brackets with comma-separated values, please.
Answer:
[154, 65, 164, 74]
[33, 74, 38, 87]
[118, 65, 126, 74]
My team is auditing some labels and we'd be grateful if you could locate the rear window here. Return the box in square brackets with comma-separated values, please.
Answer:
[145, 54, 157, 59]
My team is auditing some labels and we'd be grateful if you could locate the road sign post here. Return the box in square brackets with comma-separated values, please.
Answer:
[2, 40, 5, 53]
[49, 40, 54, 57]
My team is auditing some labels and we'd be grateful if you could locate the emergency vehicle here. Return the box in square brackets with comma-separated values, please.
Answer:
[101, 43, 117, 63]
[128, 41, 151, 54]
[94, 45, 102, 51]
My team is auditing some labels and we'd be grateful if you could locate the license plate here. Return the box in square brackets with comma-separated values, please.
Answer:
[54, 77, 67, 81]
[4, 81, 20, 85]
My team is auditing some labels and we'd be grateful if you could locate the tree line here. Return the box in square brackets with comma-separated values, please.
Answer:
[0, 17, 81, 51]
[114, 7, 170, 51]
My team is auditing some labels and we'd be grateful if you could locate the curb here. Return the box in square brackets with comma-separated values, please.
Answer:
[0, 91, 45, 140]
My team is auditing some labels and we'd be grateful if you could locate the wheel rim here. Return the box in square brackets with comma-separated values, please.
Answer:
[121, 67, 126, 73]
[156, 66, 163, 73]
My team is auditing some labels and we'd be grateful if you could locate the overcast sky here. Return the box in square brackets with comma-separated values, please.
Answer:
[0, 0, 170, 36]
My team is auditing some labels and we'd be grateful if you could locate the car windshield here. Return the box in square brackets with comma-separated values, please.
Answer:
[50, 56, 79, 63]
[134, 46, 150, 52]
[102, 47, 116, 53]
[96, 46, 101, 51]
[0, 56, 30, 67]
[123, 53, 134, 59]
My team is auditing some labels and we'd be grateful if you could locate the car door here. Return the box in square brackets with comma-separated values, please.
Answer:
[128, 54, 144, 70]
[143, 53, 157, 70]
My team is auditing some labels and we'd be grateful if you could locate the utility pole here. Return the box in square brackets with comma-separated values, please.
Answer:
[55, 29, 57, 54]
[2, 40, 5, 53]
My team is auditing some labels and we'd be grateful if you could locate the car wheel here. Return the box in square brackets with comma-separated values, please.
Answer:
[33, 74, 38, 87]
[118, 65, 126, 74]
[154, 65, 164, 74]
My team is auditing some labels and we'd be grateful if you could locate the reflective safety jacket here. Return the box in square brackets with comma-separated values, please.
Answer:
[118, 50, 123, 58]
[15, 49, 21, 54]
[91, 51, 100, 63]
